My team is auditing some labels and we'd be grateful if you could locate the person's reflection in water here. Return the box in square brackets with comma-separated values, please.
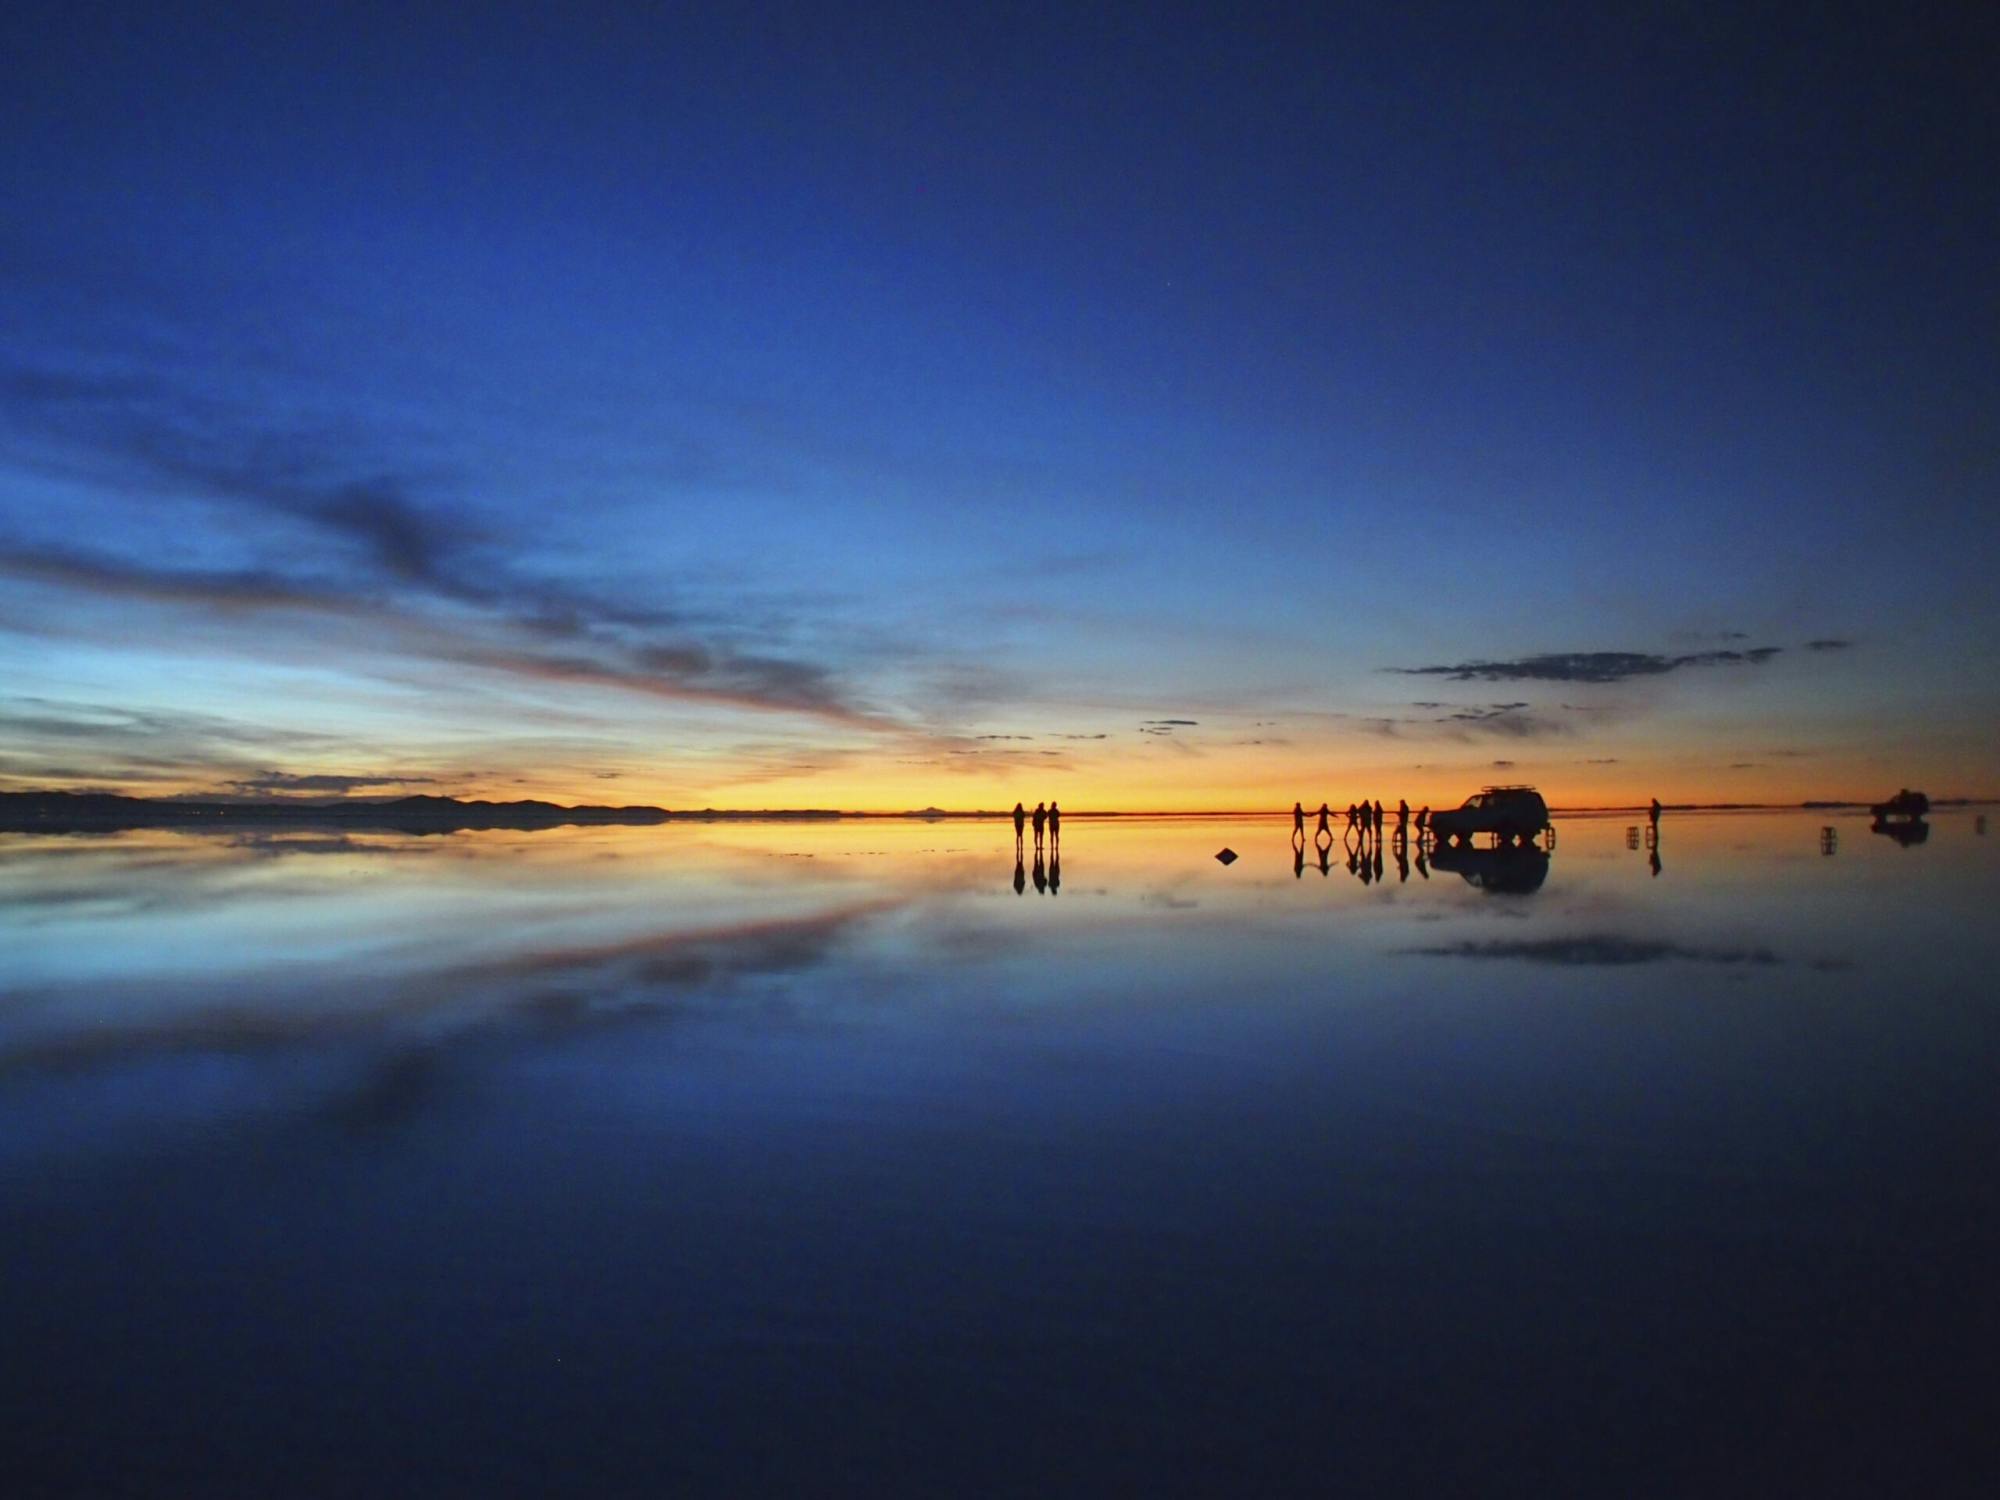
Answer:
[1049, 851, 1061, 895]
[1395, 843, 1410, 882]
[1014, 854, 1026, 895]
[1649, 840, 1663, 878]
[1374, 844, 1385, 882]
[1294, 843, 1306, 879]
[1415, 845, 1430, 878]
[1346, 845, 1360, 876]
[1033, 850, 1048, 894]
[1317, 842, 1331, 876]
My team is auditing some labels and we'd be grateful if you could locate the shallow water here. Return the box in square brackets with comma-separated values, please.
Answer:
[3, 811, 1996, 1496]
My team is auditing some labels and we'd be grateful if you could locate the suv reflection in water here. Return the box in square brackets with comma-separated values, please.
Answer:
[1427, 839, 1550, 895]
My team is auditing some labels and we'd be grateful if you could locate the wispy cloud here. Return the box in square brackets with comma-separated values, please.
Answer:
[1366, 701, 1574, 742]
[1390, 648, 1782, 684]
[0, 361, 908, 730]
[1402, 935, 1783, 966]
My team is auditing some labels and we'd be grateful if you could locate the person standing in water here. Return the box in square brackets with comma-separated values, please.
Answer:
[1048, 801, 1061, 845]
[1317, 803, 1332, 840]
[1032, 801, 1047, 850]
[1013, 801, 1027, 846]
[1649, 797, 1662, 828]
[1293, 801, 1306, 840]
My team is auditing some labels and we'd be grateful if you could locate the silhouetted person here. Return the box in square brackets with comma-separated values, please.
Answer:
[1049, 801, 1061, 845]
[1033, 851, 1047, 893]
[1317, 803, 1332, 839]
[1649, 797, 1662, 828]
[1032, 801, 1047, 849]
[1049, 852, 1060, 895]
[1373, 800, 1384, 837]
[1013, 855, 1026, 895]
[1013, 801, 1026, 844]
[1417, 806, 1429, 833]
[1293, 801, 1305, 840]
[1397, 799, 1409, 833]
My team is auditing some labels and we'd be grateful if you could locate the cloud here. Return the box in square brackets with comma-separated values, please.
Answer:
[1805, 638, 1854, 651]
[0, 542, 891, 729]
[1402, 935, 1783, 966]
[1490, 759, 1515, 769]
[0, 362, 901, 729]
[219, 771, 439, 797]
[1366, 701, 1573, 743]
[1390, 648, 1782, 684]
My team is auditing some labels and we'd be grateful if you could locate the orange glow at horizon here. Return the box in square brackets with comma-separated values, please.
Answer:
[53, 735, 1985, 815]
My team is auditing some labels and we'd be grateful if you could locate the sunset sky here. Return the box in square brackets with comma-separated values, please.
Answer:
[3, 3, 1994, 810]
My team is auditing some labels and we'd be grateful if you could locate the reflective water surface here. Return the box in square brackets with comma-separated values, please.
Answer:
[4, 812, 1996, 1495]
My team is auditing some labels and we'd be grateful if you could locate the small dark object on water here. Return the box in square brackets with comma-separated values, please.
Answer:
[1215, 848, 1238, 865]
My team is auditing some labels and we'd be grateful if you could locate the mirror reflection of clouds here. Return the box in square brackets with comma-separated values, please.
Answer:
[5, 813, 1991, 1136]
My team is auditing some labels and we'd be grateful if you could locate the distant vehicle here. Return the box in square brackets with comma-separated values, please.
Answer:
[1427, 785, 1550, 845]
[1869, 789, 1930, 819]
[1428, 840, 1549, 895]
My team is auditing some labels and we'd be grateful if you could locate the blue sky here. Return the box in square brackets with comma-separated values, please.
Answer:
[2, 2, 1994, 806]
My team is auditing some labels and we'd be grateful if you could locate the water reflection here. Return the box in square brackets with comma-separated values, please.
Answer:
[1871, 813, 1931, 846]
[1427, 838, 1551, 894]
[2, 811, 1995, 1494]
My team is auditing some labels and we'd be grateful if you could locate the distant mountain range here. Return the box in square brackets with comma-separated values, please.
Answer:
[0, 791, 675, 834]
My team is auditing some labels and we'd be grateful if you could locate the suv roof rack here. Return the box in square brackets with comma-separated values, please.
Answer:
[1479, 784, 1540, 794]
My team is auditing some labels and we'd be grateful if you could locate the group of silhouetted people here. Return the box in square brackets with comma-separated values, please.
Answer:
[1013, 800, 1060, 851]
[1292, 798, 1427, 847]
[1011, 800, 1060, 896]
[1011, 800, 1062, 897]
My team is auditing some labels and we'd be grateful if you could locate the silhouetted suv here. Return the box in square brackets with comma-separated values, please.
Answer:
[1428, 786, 1549, 844]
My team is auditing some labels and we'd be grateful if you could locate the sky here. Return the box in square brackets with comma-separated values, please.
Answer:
[2, 1, 1994, 810]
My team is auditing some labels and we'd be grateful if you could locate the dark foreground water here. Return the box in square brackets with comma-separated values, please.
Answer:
[3, 811, 1996, 1497]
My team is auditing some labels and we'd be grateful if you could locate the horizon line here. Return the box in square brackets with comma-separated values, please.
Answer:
[6, 788, 1995, 820]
